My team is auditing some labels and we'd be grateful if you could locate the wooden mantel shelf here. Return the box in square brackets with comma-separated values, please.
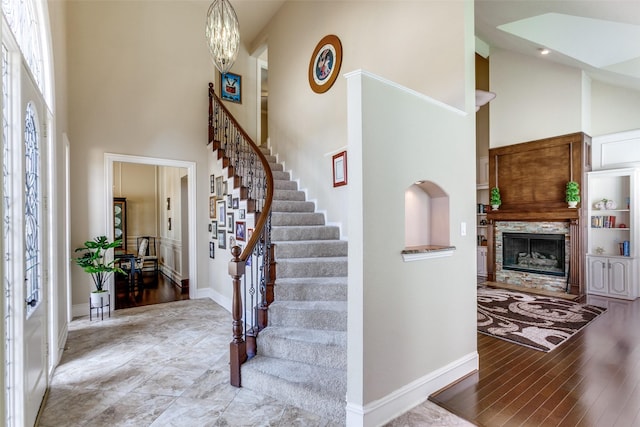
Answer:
[487, 207, 581, 222]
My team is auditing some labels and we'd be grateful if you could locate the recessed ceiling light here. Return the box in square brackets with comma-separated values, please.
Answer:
[539, 48, 550, 55]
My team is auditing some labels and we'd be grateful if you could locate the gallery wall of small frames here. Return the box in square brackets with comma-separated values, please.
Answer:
[208, 174, 253, 257]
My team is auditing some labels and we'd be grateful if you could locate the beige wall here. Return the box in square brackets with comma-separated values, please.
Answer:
[264, 1, 467, 239]
[490, 48, 640, 147]
[490, 48, 584, 147]
[592, 80, 640, 137]
[65, 1, 217, 307]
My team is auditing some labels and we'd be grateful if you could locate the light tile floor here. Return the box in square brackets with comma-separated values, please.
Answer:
[38, 299, 472, 426]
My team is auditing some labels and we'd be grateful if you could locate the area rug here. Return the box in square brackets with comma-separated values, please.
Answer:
[477, 287, 606, 352]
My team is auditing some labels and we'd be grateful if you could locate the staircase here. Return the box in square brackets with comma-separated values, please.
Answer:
[240, 148, 348, 423]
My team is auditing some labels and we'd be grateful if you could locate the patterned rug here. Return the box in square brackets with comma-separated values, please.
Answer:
[477, 287, 606, 352]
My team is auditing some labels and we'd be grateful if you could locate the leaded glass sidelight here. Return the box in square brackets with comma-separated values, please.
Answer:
[24, 102, 40, 316]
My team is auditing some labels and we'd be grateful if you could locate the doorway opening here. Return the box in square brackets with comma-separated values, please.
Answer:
[105, 154, 197, 305]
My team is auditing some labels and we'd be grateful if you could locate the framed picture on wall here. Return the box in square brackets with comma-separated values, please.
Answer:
[227, 212, 234, 233]
[218, 230, 226, 249]
[332, 150, 347, 187]
[217, 199, 226, 227]
[209, 196, 216, 219]
[209, 241, 215, 259]
[221, 72, 242, 103]
[236, 221, 246, 241]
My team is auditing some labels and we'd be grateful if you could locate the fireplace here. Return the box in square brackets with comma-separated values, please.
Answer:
[502, 233, 566, 277]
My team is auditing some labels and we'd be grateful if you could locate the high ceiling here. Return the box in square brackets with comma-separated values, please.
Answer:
[230, 0, 640, 91]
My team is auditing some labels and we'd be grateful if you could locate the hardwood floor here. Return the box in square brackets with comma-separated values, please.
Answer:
[430, 293, 640, 427]
[114, 270, 189, 309]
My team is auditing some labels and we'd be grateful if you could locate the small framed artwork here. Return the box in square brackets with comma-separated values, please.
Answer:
[239, 209, 246, 220]
[221, 72, 242, 103]
[212, 221, 218, 237]
[227, 194, 232, 207]
[236, 221, 246, 241]
[332, 150, 347, 187]
[308, 34, 343, 94]
[168, 217, 172, 231]
[210, 174, 215, 194]
[223, 180, 228, 195]
[215, 176, 224, 197]
[167, 197, 171, 210]
[209, 196, 217, 219]
[218, 230, 226, 249]
[217, 199, 226, 227]
[209, 241, 215, 259]
[232, 197, 239, 209]
[227, 212, 234, 233]
[229, 236, 236, 248]
[248, 228, 254, 241]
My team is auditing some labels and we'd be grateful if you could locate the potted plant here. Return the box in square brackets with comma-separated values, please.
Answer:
[73, 235, 124, 307]
[565, 181, 580, 208]
[490, 187, 501, 210]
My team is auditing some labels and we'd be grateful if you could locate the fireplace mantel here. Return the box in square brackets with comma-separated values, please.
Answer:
[487, 207, 581, 222]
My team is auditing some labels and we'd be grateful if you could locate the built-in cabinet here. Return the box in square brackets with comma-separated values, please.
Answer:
[113, 197, 127, 251]
[586, 168, 639, 300]
[477, 156, 489, 277]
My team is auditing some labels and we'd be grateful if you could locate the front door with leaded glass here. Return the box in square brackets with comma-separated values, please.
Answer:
[21, 63, 48, 427]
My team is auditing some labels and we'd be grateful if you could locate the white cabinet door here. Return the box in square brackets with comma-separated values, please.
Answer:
[608, 258, 632, 298]
[477, 247, 487, 277]
[587, 256, 608, 295]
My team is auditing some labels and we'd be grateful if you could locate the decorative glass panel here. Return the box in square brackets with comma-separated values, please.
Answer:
[24, 102, 40, 316]
[2, 42, 14, 426]
[2, 0, 44, 94]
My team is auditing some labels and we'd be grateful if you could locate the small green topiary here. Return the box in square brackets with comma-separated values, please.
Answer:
[565, 181, 580, 203]
[490, 187, 501, 206]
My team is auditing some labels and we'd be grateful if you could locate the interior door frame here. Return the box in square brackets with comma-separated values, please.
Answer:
[104, 153, 197, 299]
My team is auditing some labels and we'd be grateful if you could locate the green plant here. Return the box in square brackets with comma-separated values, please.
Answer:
[490, 187, 501, 206]
[73, 236, 125, 292]
[565, 181, 580, 203]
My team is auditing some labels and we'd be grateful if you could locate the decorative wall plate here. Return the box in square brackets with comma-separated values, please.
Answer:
[308, 34, 342, 94]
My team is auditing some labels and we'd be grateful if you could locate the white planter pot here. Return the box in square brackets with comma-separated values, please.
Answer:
[90, 291, 110, 308]
[491, 204, 500, 211]
[568, 201, 578, 208]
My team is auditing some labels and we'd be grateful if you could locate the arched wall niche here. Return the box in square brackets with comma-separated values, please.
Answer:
[403, 180, 454, 261]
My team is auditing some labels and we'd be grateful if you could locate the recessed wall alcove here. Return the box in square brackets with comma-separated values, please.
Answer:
[402, 180, 455, 262]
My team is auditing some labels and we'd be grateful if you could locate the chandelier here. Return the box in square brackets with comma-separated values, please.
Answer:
[205, 0, 240, 74]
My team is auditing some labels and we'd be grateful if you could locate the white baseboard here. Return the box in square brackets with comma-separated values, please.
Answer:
[72, 303, 89, 319]
[196, 287, 231, 313]
[345, 351, 478, 427]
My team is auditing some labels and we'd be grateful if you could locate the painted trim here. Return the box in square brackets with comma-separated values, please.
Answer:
[345, 351, 478, 426]
[344, 70, 467, 117]
[198, 288, 231, 313]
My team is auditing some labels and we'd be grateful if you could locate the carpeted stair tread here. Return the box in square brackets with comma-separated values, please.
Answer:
[241, 356, 346, 423]
[276, 256, 348, 278]
[273, 189, 306, 201]
[257, 327, 347, 370]
[272, 225, 340, 241]
[272, 200, 316, 213]
[275, 240, 348, 258]
[274, 179, 298, 191]
[275, 277, 348, 301]
[268, 300, 347, 331]
[272, 171, 291, 181]
[269, 162, 284, 172]
[271, 212, 326, 226]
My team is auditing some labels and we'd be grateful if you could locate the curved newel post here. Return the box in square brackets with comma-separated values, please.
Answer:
[229, 245, 247, 387]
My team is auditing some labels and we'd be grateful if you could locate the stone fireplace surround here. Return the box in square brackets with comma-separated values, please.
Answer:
[495, 221, 571, 293]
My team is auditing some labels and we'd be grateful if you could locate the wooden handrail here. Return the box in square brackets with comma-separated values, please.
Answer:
[208, 82, 274, 387]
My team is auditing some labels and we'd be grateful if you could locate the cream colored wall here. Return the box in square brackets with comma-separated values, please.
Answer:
[490, 48, 584, 147]
[592, 80, 640, 137]
[158, 166, 187, 282]
[264, 1, 466, 239]
[113, 162, 158, 249]
[66, 1, 219, 306]
[347, 71, 477, 416]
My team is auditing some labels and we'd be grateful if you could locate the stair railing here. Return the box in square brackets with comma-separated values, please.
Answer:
[208, 82, 275, 387]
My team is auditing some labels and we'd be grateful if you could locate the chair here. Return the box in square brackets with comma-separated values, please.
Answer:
[115, 253, 142, 295]
[136, 236, 158, 283]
